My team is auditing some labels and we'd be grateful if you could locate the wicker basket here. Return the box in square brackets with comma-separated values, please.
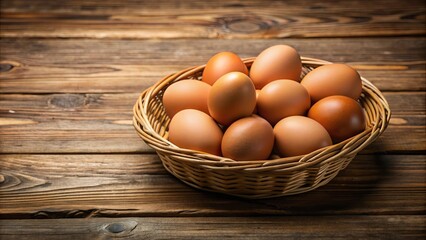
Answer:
[133, 57, 391, 199]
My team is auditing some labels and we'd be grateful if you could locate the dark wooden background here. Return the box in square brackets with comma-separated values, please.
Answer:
[0, 0, 425, 239]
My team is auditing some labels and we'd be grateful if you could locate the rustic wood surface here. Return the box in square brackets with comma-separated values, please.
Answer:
[0, 0, 425, 239]
[0, 92, 424, 153]
[0, 154, 425, 218]
[1, 38, 425, 93]
[1, 0, 425, 39]
[1, 216, 424, 240]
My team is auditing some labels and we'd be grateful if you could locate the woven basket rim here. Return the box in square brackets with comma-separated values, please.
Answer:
[133, 56, 391, 172]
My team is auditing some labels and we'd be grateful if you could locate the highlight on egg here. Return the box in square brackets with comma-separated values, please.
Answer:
[250, 45, 302, 89]
[274, 116, 332, 157]
[168, 109, 223, 156]
[208, 72, 256, 126]
[202, 51, 248, 85]
[221, 115, 274, 161]
[160, 44, 368, 161]
[257, 80, 310, 125]
[308, 95, 366, 143]
[163, 79, 211, 118]
[301, 63, 362, 103]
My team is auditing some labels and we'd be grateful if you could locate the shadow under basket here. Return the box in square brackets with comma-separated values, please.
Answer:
[133, 57, 391, 199]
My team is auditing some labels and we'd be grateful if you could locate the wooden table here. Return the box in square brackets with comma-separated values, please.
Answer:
[1, 0, 425, 239]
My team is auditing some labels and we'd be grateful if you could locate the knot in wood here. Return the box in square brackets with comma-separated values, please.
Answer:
[101, 220, 138, 236]
[228, 20, 262, 33]
[48, 94, 86, 109]
[0, 63, 14, 72]
[220, 16, 272, 34]
[106, 223, 126, 234]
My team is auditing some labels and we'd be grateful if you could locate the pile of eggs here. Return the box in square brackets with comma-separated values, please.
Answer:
[163, 45, 366, 161]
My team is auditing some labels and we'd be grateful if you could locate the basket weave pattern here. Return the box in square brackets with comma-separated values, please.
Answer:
[133, 57, 391, 199]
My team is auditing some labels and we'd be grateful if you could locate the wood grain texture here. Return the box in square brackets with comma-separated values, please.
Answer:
[1, 38, 425, 93]
[0, 92, 424, 153]
[0, 216, 425, 240]
[0, 154, 425, 218]
[1, 0, 425, 39]
[0, 2, 425, 238]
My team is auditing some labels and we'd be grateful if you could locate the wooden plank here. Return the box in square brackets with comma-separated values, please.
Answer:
[0, 216, 425, 240]
[0, 92, 424, 153]
[2, 0, 424, 13]
[1, 0, 425, 39]
[1, 38, 425, 93]
[0, 154, 424, 218]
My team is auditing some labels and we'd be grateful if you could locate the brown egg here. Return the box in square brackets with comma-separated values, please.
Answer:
[308, 95, 366, 143]
[274, 116, 332, 157]
[168, 109, 223, 156]
[208, 72, 256, 126]
[202, 52, 248, 85]
[252, 89, 261, 114]
[250, 45, 302, 89]
[163, 80, 211, 118]
[222, 115, 274, 161]
[257, 80, 310, 125]
[301, 63, 362, 103]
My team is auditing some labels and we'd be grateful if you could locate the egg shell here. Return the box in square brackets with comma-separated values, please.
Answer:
[222, 115, 274, 161]
[274, 116, 332, 157]
[257, 80, 311, 126]
[168, 109, 223, 156]
[308, 95, 366, 143]
[208, 72, 256, 126]
[163, 80, 211, 118]
[252, 89, 261, 114]
[301, 63, 362, 103]
[202, 52, 248, 85]
[250, 45, 302, 89]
